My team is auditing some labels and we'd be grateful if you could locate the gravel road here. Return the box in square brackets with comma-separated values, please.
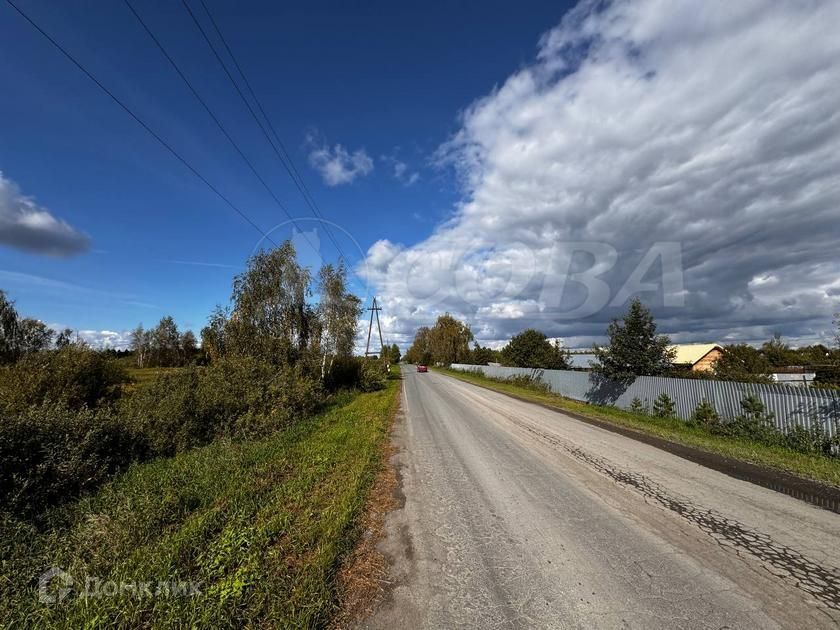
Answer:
[360, 367, 840, 629]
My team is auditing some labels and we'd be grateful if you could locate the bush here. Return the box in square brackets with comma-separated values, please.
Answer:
[0, 346, 127, 414]
[691, 399, 720, 428]
[236, 365, 324, 436]
[120, 358, 324, 455]
[504, 374, 550, 393]
[0, 403, 143, 517]
[629, 397, 648, 415]
[120, 366, 206, 456]
[652, 392, 676, 418]
[358, 359, 387, 392]
[324, 356, 362, 392]
[713, 394, 780, 445]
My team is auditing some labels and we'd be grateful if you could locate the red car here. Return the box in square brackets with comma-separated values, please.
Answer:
[417, 364, 428, 373]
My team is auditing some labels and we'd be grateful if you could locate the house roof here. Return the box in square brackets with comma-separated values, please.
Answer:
[669, 343, 723, 366]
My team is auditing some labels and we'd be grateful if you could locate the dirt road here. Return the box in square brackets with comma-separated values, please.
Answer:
[361, 367, 840, 628]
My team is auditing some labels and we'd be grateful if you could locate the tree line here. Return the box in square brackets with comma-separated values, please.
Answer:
[0, 290, 75, 364]
[405, 299, 840, 385]
[404, 313, 571, 370]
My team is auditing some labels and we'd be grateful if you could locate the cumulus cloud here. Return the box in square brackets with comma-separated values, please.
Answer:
[75, 329, 133, 350]
[0, 172, 90, 256]
[362, 0, 840, 349]
[307, 137, 374, 186]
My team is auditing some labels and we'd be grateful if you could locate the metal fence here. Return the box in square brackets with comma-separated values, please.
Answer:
[449, 364, 840, 437]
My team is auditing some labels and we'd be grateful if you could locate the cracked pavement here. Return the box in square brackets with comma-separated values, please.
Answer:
[360, 368, 840, 629]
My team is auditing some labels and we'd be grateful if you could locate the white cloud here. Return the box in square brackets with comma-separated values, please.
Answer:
[307, 138, 373, 186]
[361, 0, 840, 350]
[382, 155, 421, 186]
[0, 171, 90, 256]
[76, 329, 133, 350]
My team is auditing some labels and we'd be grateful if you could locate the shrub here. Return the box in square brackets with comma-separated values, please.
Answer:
[780, 419, 838, 456]
[714, 394, 780, 444]
[691, 399, 720, 428]
[358, 359, 387, 392]
[0, 346, 127, 414]
[324, 356, 362, 392]
[120, 359, 324, 455]
[120, 366, 205, 456]
[505, 374, 550, 393]
[629, 397, 648, 415]
[237, 364, 324, 437]
[0, 403, 143, 517]
[652, 392, 676, 418]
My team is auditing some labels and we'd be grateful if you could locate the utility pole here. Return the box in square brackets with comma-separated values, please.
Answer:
[365, 296, 384, 357]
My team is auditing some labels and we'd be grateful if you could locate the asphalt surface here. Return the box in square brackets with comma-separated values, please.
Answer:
[361, 367, 840, 629]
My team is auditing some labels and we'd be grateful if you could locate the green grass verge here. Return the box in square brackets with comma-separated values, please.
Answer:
[1, 371, 400, 628]
[439, 368, 840, 488]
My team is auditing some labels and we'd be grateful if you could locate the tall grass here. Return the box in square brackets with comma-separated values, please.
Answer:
[1, 373, 400, 628]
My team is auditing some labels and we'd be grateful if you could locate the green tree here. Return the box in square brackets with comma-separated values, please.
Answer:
[129, 324, 149, 367]
[151, 316, 181, 367]
[226, 242, 316, 365]
[17, 318, 53, 354]
[652, 392, 676, 418]
[790, 344, 831, 366]
[691, 399, 720, 428]
[200, 306, 228, 364]
[467, 343, 499, 365]
[55, 328, 75, 349]
[426, 314, 474, 365]
[712, 344, 773, 383]
[629, 397, 648, 415]
[405, 327, 430, 364]
[0, 290, 20, 363]
[318, 262, 362, 375]
[500, 329, 570, 369]
[180, 330, 198, 364]
[761, 333, 795, 367]
[593, 298, 675, 383]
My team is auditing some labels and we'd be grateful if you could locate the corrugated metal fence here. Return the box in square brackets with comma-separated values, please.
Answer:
[449, 364, 840, 437]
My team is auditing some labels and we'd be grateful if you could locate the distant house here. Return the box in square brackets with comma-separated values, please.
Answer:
[669, 343, 723, 372]
[770, 367, 816, 387]
[568, 352, 597, 370]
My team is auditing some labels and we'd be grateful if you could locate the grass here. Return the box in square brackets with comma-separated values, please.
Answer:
[124, 367, 185, 391]
[1, 369, 401, 628]
[439, 367, 840, 488]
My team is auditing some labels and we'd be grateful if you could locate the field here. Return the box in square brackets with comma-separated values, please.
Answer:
[123, 366, 185, 391]
[1, 369, 401, 628]
[440, 367, 840, 487]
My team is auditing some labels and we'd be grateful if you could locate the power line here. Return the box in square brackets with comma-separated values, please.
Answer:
[196, 0, 345, 258]
[122, 0, 318, 254]
[4, 0, 276, 246]
[182, 0, 350, 265]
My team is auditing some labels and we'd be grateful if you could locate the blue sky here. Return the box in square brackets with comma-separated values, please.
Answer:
[0, 0, 569, 343]
[3, 1, 840, 350]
